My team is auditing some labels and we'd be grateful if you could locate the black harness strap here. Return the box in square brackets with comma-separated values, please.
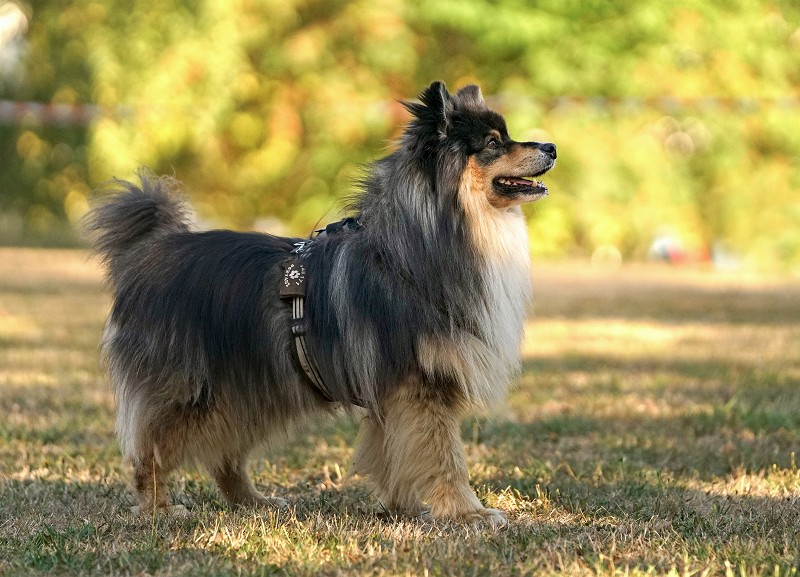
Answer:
[280, 217, 364, 405]
[280, 256, 335, 401]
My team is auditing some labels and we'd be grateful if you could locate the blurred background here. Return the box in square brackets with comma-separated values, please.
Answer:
[0, 0, 798, 271]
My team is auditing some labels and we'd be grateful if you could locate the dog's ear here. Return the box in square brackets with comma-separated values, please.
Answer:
[455, 85, 485, 110]
[403, 81, 454, 136]
[420, 81, 454, 132]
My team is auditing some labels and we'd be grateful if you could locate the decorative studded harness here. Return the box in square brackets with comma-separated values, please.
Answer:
[280, 217, 363, 403]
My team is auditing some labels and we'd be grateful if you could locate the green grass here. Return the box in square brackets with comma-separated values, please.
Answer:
[1, 249, 799, 576]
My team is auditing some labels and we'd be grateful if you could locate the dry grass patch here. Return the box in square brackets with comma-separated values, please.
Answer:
[1, 250, 799, 576]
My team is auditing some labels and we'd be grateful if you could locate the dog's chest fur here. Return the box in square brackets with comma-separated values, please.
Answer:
[418, 206, 532, 407]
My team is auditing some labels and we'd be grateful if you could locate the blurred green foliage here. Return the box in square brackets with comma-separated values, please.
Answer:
[1, 0, 799, 269]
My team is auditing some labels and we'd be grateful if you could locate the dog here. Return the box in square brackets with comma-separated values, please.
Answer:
[86, 81, 556, 525]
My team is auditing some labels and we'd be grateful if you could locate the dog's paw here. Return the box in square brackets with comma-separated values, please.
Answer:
[419, 507, 508, 528]
[130, 504, 190, 517]
[471, 507, 508, 528]
[166, 504, 191, 518]
[260, 496, 290, 509]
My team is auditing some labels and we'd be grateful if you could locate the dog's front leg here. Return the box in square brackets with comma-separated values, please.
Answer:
[352, 415, 426, 515]
[365, 378, 507, 526]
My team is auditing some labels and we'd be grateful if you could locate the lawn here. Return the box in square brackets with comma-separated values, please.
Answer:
[1, 248, 799, 576]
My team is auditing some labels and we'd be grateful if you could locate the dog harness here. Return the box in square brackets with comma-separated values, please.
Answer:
[280, 217, 363, 404]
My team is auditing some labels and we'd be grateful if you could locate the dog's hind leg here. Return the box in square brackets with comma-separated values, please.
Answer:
[210, 453, 288, 509]
[125, 406, 195, 517]
[376, 379, 507, 526]
[131, 445, 181, 516]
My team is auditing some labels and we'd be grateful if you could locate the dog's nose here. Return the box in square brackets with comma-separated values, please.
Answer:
[539, 142, 557, 159]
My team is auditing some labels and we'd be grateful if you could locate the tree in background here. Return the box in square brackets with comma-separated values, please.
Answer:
[0, 1, 93, 244]
[1, 0, 799, 269]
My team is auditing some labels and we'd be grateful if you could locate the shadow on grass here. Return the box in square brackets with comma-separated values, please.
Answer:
[521, 354, 795, 386]
[1, 477, 385, 577]
[477, 411, 799, 484]
[495, 468, 800, 570]
[509, 355, 800, 477]
[3, 474, 799, 576]
[532, 275, 800, 327]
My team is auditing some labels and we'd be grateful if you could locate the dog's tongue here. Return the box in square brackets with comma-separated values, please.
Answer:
[507, 177, 535, 186]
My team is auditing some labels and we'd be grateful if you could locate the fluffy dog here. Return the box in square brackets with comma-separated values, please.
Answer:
[86, 81, 556, 525]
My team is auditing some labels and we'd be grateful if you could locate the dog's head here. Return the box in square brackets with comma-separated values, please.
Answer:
[402, 81, 556, 209]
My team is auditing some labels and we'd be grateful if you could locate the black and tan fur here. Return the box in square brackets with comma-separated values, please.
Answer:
[86, 82, 556, 525]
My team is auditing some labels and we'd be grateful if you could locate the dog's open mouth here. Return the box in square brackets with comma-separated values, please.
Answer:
[493, 175, 549, 198]
[493, 160, 555, 200]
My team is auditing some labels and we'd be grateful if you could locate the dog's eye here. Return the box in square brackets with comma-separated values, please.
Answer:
[486, 138, 501, 149]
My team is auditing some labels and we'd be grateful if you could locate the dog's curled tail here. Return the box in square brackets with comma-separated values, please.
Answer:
[85, 169, 190, 267]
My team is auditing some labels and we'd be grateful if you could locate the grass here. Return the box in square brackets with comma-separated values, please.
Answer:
[1, 248, 799, 576]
